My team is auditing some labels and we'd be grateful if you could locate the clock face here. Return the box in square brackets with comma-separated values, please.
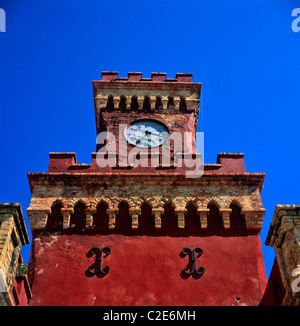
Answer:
[126, 120, 169, 148]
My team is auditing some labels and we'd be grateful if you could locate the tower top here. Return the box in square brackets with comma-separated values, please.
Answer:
[93, 71, 202, 134]
[99, 71, 194, 83]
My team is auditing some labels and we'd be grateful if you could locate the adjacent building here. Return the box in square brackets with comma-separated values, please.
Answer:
[261, 205, 300, 306]
[0, 203, 31, 306]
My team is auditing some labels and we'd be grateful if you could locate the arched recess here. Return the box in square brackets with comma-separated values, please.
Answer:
[93, 200, 108, 233]
[143, 96, 151, 112]
[106, 95, 114, 111]
[45, 200, 63, 233]
[161, 203, 177, 233]
[185, 203, 200, 234]
[115, 201, 131, 233]
[69, 200, 86, 233]
[167, 96, 174, 109]
[130, 96, 139, 110]
[155, 96, 162, 110]
[119, 96, 126, 110]
[138, 202, 154, 234]
[207, 202, 223, 234]
[179, 97, 187, 111]
[229, 203, 247, 233]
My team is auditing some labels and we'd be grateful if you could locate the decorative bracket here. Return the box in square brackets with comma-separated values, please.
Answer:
[181, 247, 205, 278]
[152, 207, 164, 229]
[197, 208, 210, 229]
[87, 246, 111, 276]
[106, 208, 119, 229]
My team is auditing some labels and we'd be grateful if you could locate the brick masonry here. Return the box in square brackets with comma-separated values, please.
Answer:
[0, 203, 31, 306]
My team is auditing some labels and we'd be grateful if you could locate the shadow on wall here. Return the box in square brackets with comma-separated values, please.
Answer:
[40, 201, 258, 238]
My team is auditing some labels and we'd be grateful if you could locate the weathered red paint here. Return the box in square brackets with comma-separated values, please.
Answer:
[10, 271, 31, 306]
[28, 203, 267, 306]
[28, 231, 266, 306]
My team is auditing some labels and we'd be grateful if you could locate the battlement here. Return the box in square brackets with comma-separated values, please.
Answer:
[100, 71, 194, 83]
[93, 71, 202, 135]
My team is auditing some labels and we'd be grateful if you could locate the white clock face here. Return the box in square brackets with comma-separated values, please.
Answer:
[126, 120, 169, 148]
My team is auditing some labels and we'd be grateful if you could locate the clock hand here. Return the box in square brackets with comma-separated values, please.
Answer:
[145, 131, 167, 138]
[141, 130, 161, 137]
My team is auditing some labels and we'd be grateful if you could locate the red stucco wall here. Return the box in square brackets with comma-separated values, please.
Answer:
[28, 231, 266, 306]
[10, 274, 31, 306]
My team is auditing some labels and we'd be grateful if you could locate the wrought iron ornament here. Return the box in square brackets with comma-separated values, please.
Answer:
[87, 246, 111, 276]
[181, 247, 205, 276]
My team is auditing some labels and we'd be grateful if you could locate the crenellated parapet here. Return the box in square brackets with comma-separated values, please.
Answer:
[93, 72, 201, 133]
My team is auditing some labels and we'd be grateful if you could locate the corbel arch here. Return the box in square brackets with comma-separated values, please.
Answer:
[204, 197, 222, 209]
[185, 197, 201, 209]
[227, 197, 244, 210]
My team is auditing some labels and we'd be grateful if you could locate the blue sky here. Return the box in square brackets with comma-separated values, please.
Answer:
[0, 0, 299, 278]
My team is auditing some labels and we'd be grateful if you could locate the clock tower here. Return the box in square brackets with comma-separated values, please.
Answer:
[27, 71, 267, 306]
[93, 71, 202, 177]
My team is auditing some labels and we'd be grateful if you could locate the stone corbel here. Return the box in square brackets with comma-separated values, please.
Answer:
[197, 208, 210, 229]
[60, 207, 74, 229]
[106, 208, 119, 230]
[241, 208, 265, 229]
[95, 95, 107, 108]
[152, 207, 164, 229]
[161, 97, 168, 110]
[219, 208, 232, 229]
[185, 98, 198, 111]
[84, 207, 97, 229]
[175, 209, 187, 229]
[173, 96, 181, 111]
[113, 96, 120, 109]
[149, 96, 156, 111]
[27, 207, 51, 230]
[137, 96, 144, 110]
[129, 208, 142, 230]
[125, 96, 131, 110]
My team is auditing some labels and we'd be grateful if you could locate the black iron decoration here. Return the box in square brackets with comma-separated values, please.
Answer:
[180, 247, 205, 278]
[86, 246, 111, 277]
[86, 245, 204, 278]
